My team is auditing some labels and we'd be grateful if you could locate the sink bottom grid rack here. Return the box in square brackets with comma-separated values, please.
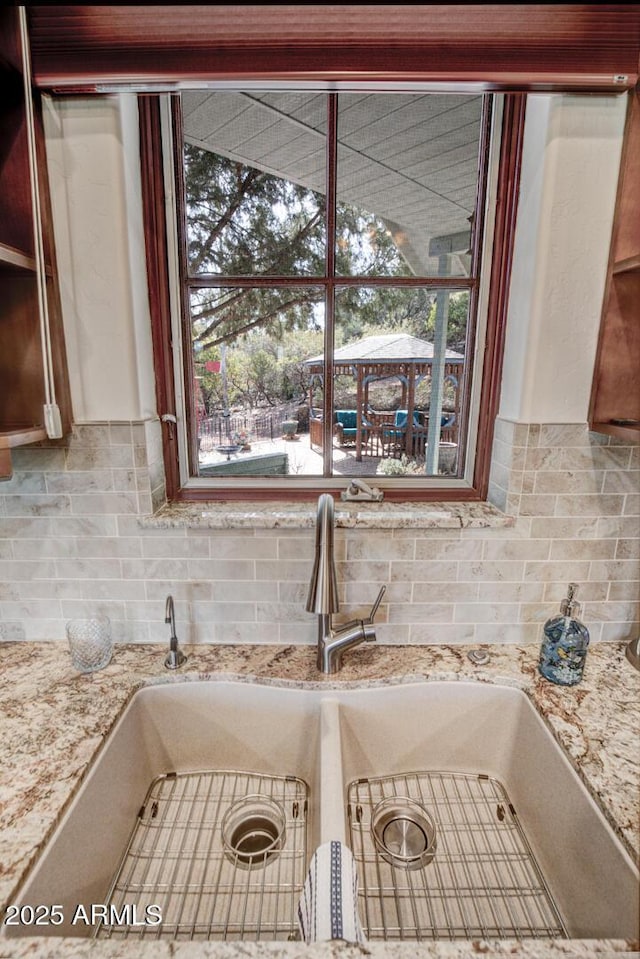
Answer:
[96, 769, 308, 941]
[347, 770, 567, 941]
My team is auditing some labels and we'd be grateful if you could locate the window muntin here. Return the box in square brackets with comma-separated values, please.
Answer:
[175, 91, 491, 488]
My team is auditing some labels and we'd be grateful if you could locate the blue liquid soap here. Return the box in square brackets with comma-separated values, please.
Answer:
[538, 583, 590, 686]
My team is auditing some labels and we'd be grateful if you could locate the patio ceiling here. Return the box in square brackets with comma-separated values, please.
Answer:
[182, 90, 482, 276]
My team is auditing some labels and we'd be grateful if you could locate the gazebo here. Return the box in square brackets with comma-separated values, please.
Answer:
[304, 333, 464, 463]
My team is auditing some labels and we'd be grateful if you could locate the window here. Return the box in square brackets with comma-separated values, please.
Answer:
[145, 89, 522, 501]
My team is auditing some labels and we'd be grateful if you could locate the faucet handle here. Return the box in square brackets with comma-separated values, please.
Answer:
[365, 586, 386, 625]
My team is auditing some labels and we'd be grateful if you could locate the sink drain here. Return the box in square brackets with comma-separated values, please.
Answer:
[371, 796, 437, 870]
[222, 795, 286, 868]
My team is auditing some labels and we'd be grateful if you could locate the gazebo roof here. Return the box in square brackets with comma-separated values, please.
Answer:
[304, 333, 464, 367]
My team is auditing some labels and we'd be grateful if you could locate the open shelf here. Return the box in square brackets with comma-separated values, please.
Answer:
[613, 253, 640, 276]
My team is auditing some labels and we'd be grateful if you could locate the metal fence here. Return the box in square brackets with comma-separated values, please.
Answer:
[199, 405, 302, 451]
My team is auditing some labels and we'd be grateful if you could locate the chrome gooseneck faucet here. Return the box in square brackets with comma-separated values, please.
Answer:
[164, 594, 187, 669]
[306, 493, 385, 673]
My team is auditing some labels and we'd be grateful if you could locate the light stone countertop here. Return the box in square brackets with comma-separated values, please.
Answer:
[0, 640, 638, 959]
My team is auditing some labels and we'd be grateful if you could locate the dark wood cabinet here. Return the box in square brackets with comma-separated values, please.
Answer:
[589, 85, 640, 443]
[0, 7, 71, 478]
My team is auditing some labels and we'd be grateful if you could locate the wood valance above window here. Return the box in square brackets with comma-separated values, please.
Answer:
[27, 4, 640, 94]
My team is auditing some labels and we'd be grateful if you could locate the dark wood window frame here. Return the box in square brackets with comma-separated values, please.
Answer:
[140, 90, 525, 504]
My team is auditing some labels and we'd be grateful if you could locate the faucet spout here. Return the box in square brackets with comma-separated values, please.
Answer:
[164, 594, 187, 669]
[305, 493, 339, 616]
[306, 493, 385, 673]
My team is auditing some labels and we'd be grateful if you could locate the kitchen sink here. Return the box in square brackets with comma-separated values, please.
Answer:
[5, 680, 638, 941]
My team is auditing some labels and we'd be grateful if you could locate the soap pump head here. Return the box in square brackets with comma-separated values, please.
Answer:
[560, 583, 581, 619]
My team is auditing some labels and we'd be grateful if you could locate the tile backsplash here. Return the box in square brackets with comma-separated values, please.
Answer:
[0, 418, 638, 645]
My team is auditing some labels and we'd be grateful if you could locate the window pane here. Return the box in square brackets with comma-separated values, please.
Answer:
[333, 287, 469, 478]
[182, 92, 326, 275]
[191, 287, 325, 478]
[336, 94, 483, 278]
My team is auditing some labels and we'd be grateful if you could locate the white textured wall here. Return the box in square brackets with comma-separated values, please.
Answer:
[43, 95, 156, 423]
[500, 94, 626, 423]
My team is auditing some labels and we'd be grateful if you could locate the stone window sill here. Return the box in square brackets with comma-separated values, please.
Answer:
[140, 500, 515, 531]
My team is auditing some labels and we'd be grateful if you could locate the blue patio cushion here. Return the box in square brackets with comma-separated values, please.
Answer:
[335, 410, 358, 432]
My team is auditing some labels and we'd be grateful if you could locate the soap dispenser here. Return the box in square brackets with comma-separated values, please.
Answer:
[538, 583, 590, 686]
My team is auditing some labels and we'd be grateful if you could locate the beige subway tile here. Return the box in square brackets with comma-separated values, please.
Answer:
[11, 447, 67, 471]
[67, 424, 112, 448]
[347, 536, 415, 561]
[74, 537, 141, 559]
[56, 558, 122, 580]
[256, 559, 310, 581]
[596, 517, 638, 539]
[22, 619, 68, 641]
[142, 536, 210, 560]
[415, 539, 483, 561]
[109, 424, 133, 446]
[543, 581, 608, 603]
[474, 623, 539, 644]
[374, 623, 410, 644]
[549, 539, 617, 561]
[524, 561, 590, 582]
[624, 494, 640, 515]
[17, 580, 81, 600]
[1, 472, 47, 494]
[61, 599, 126, 621]
[555, 494, 624, 517]
[1, 600, 63, 621]
[279, 623, 317, 645]
[524, 447, 564, 471]
[603, 470, 640, 495]
[46, 470, 115, 494]
[608, 580, 640, 602]
[145, 581, 214, 602]
[590, 560, 640, 582]
[519, 603, 558, 624]
[210, 622, 282, 644]
[66, 447, 134, 470]
[5, 494, 72, 517]
[616, 539, 640, 561]
[413, 582, 480, 603]
[487, 482, 508, 513]
[279, 581, 314, 605]
[518, 494, 557, 516]
[534, 470, 604, 495]
[458, 561, 525, 582]
[80, 579, 142, 601]
[339, 560, 390, 583]
[12, 538, 77, 560]
[585, 601, 640, 623]
[258, 602, 310, 625]
[345, 580, 411, 605]
[194, 602, 257, 623]
[408, 623, 474, 644]
[189, 558, 255, 581]
[483, 539, 550, 561]
[454, 603, 519, 624]
[478, 582, 544, 603]
[278, 535, 316, 561]
[537, 424, 591, 448]
[0, 622, 26, 640]
[530, 517, 599, 539]
[600, 621, 638, 642]
[388, 603, 453, 624]
[71, 492, 139, 515]
[563, 447, 632, 471]
[392, 560, 458, 582]
[0, 559, 56, 581]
